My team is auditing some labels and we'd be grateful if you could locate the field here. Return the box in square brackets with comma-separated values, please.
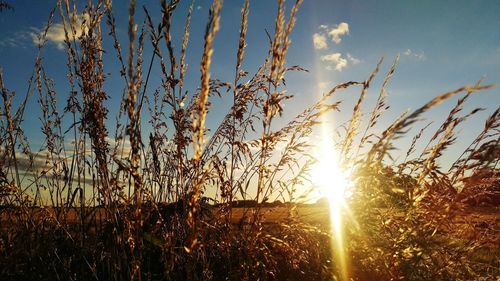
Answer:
[0, 203, 498, 280]
[1, 204, 497, 234]
[0, 0, 499, 280]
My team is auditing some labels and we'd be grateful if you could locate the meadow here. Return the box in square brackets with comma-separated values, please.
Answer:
[0, 0, 498, 280]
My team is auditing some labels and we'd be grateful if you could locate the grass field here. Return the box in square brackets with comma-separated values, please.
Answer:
[2, 204, 497, 233]
[1, 0, 499, 280]
[1, 203, 498, 280]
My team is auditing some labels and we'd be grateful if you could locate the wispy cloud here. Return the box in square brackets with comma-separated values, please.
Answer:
[321, 53, 347, 71]
[347, 53, 360, 64]
[403, 49, 426, 61]
[328, 22, 349, 44]
[0, 29, 37, 49]
[318, 81, 331, 92]
[312, 33, 327, 50]
[31, 13, 90, 50]
[0, 136, 134, 189]
[1, 13, 90, 51]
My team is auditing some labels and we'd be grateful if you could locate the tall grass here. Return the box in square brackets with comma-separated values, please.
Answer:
[0, 0, 498, 280]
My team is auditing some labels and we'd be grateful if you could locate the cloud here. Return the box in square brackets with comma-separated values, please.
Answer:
[0, 28, 38, 49]
[313, 22, 350, 49]
[312, 33, 327, 50]
[9, 149, 97, 190]
[31, 13, 90, 50]
[318, 81, 331, 92]
[328, 22, 349, 44]
[321, 53, 348, 71]
[347, 53, 360, 64]
[403, 49, 426, 61]
[313, 23, 359, 71]
[2, 136, 133, 189]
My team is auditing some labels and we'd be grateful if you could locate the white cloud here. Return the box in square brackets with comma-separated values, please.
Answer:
[328, 22, 349, 44]
[321, 53, 348, 71]
[321, 53, 342, 62]
[196, 5, 202, 10]
[31, 13, 90, 50]
[347, 53, 360, 64]
[415, 53, 426, 60]
[312, 33, 327, 50]
[403, 49, 426, 61]
[0, 28, 39, 49]
[313, 23, 359, 71]
[313, 22, 350, 50]
[318, 81, 330, 91]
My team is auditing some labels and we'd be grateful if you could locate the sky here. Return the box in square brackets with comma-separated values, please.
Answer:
[0, 0, 499, 202]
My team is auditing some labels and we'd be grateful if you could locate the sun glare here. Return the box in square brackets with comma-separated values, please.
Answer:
[312, 131, 351, 281]
[312, 142, 351, 203]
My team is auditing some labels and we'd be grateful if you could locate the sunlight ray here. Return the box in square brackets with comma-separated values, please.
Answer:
[312, 126, 351, 281]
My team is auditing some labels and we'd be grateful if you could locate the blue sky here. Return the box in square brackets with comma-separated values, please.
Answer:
[0, 0, 499, 167]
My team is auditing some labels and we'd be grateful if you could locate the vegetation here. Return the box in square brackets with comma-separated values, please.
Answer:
[0, 0, 498, 280]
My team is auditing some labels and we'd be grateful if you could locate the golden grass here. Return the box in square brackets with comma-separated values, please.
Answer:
[0, 0, 498, 280]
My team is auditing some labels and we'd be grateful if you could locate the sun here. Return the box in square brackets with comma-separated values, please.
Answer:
[311, 133, 352, 205]
[311, 132, 351, 281]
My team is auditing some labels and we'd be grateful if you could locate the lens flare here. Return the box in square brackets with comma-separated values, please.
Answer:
[312, 130, 351, 281]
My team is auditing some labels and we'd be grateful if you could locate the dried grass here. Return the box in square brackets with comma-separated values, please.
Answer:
[0, 1, 498, 280]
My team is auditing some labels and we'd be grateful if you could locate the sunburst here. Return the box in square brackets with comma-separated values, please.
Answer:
[311, 128, 352, 281]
